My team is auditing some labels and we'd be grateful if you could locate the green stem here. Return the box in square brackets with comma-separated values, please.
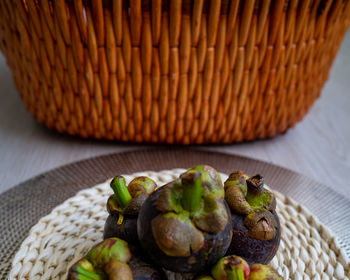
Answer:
[226, 268, 245, 280]
[181, 173, 202, 212]
[76, 266, 104, 280]
[110, 176, 132, 209]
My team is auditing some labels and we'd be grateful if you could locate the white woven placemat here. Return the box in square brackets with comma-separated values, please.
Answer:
[8, 169, 350, 280]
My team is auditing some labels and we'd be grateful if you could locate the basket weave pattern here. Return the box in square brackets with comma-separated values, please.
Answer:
[0, 1, 349, 143]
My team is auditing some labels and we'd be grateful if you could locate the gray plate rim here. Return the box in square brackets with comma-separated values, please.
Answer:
[1, 148, 349, 279]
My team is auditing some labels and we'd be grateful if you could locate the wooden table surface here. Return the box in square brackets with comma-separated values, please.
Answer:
[1, 31, 349, 201]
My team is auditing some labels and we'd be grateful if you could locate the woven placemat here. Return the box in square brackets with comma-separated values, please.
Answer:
[7, 169, 350, 279]
[1, 149, 350, 279]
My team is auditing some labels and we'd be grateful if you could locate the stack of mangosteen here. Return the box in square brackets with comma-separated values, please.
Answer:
[68, 165, 282, 279]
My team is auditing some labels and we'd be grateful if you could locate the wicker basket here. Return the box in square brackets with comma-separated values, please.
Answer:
[0, 1, 349, 144]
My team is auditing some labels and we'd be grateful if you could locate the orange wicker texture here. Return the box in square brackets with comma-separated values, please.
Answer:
[0, 1, 349, 144]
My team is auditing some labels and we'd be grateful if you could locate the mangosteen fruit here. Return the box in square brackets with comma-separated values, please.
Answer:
[224, 171, 280, 265]
[211, 255, 250, 280]
[249, 264, 283, 280]
[137, 165, 232, 273]
[67, 237, 163, 280]
[208, 255, 283, 280]
[104, 176, 156, 244]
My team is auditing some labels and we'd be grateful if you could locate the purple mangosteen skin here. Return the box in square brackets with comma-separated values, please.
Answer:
[137, 187, 233, 273]
[227, 211, 281, 265]
[128, 245, 166, 280]
[103, 214, 139, 244]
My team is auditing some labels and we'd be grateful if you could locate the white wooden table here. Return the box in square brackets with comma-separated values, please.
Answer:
[1, 31, 349, 200]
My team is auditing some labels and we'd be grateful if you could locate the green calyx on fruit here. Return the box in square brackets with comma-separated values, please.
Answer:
[224, 172, 277, 241]
[151, 212, 204, 257]
[244, 210, 278, 240]
[151, 165, 228, 257]
[249, 264, 283, 280]
[210, 255, 284, 280]
[107, 176, 156, 215]
[67, 238, 132, 280]
[245, 175, 275, 211]
[128, 176, 157, 197]
[186, 165, 225, 198]
[211, 255, 250, 280]
[224, 171, 251, 215]
[86, 237, 131, 266]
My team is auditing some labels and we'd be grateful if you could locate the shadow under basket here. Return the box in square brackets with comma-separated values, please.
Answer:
[0, 0, 349, 144]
